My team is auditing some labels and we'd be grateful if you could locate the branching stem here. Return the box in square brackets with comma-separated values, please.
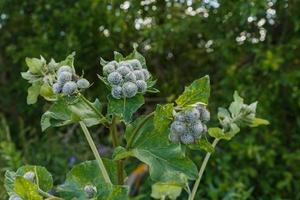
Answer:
[189, 138, 219, 200]
[79, 121, 112, 185]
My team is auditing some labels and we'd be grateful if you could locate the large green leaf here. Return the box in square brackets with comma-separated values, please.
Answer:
[175, 75, 210, 107]
[154, 103, 174, 132]
[16, 165, 53, 192]
[58, 159, 128, 200]
[41, 97, 103, 131]
[107, 94, 144, 123]
[151, 182, 183, 200]
[14, 177, 43, 200]
[115, 116, 198, 182]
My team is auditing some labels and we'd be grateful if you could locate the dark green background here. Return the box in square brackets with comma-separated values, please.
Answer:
[0, 0, 299, 199]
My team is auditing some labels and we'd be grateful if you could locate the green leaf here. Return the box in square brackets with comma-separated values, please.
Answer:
[107, 95, 144, 123]
[250, 118, 270, 127]
[123, 116, 198, 182]
[25, 57, 44, 74]
[41, 99, 74, 131]
[229, 91, 244, 116]
[175, 75, 210, 107]
[100, 57, 108, 66]
[68, 98, 103, 127]
[151, 182, 183, 200]
[41, 97, 103, 131]
[114, 51, 124, 62]
[14, 177, 43, 200]
[27, 82, 42, 105]
[154, 103, 174, 132]
[113, 146, 134, 160]
[16, 165, 53, 192]
[21, 71, 41, 83]
[58, 160, 128, 199]
[59, 52, 76, 68]
[217, 107, 231, 120]
[208, 127, 231, 140]
[125, 47, 147, 68]
[189, 138, 214, 153]
[4, 170, 16, 196]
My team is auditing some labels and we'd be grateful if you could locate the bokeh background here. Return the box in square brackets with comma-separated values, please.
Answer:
[0, 0, 299, 199]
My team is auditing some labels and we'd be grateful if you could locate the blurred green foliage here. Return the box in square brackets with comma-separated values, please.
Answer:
[0, 0, 299, 199]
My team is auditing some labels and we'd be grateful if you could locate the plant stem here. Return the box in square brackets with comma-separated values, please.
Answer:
[189, 138, 219, 200]
[110, 115, 124, 184]
[126, 112, 154, 149]
[79, 121, 112, 185]
[38, 188, 62, 199]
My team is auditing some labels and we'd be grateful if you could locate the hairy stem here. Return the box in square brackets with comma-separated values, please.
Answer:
[189, 138, 219, 200]
[126, 112, 154, 149]
[110, 115, 124, 184]
[79, 121, 112, 185]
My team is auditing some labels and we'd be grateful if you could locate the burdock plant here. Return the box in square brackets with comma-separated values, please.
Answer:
[5, 48, 268, 200]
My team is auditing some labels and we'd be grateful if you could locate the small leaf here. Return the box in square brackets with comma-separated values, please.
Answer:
[114, 51, 124, 62]
[217, 107, 230, 120]
[154, 103, 174, 132]
[27, 82, 42, 105]
[59, 52, 76, 68]
[208, 127, 231, 140]
[14, 177, 43, 200]
[175, 75, 210, 107]
[229, 91, 244, 116]
[107, 95, 144, 123]
[250, 118, 270, 127]
[97, 74, 110, 86]
[113, 146, 134, 160]
[125, 47, 147, 68]
[21, 71, 41, 83]
[16, 165, 53, 192]
[25, 57, 43, 74]
[189, 138, 214, 153]
[100, 57, 109, 66]
[151, 182, 183, 200]
[4, 170, 16, 196]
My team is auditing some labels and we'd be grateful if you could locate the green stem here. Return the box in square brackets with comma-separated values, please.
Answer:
[78, 93, 109, 126]
[189, 138, 219, 200]
[126, 112, 154, 149]
[79, 121, 112, 185]
[38, 188, 62, 199]
[110, 115, 124, 184]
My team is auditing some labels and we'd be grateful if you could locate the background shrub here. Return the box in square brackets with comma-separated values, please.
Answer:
[0, 0, 299, 199]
